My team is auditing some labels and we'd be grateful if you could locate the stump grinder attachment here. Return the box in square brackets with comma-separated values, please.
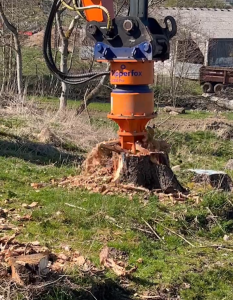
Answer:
[43, 0, 177, 154]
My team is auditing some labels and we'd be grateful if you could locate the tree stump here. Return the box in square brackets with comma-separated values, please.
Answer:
[85, 140, 185, 193]
[193, 172, 232, 192]
[8, 253, 49, 285]
[115, 152, 185, 193]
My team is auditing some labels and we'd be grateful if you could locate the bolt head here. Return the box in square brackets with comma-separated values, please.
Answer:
[96, 44, 103, 53]
[87, 24, 97, 35]
[123, 20, 134, 32]
[143, 43, 150, 52]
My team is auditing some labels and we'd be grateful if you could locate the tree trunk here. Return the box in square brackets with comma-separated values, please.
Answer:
[0, 44, 6, 95]
[59, 38, 69, 111]
[56, 11, 77, 112]
[0, 1, 23, 99]
[13, 33, 23, 98]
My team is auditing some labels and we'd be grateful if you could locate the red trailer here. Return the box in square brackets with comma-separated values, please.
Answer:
[200, 66, 233, 94]
[200, 39, 233, 94]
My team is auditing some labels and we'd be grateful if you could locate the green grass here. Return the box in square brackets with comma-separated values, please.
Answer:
[2, 153, 233, 299]
[161, 130, 233, 174]
[1, 110, 233, 299]
[30, 96, 111, 113]
[175, 110, 213, 119]
[222, 112, 233, 121]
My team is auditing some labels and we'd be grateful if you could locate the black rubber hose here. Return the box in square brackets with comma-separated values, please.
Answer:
[43, 0, 94, 79]
[43, 0, 110, 84]
[44, 0, 108, 80]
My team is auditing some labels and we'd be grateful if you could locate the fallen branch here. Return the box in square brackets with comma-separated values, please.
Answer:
[142, 219, 163, 242]
[198, 245, 233, 251]
[156, 116, 171, 127]
[139, 296, 163, 299]
[132, 227, 153, 235]
[206, 207, 225, 234]
[164, 106, 185, 114]
[118, 184, 150, 194]
[32, 275, 68, 289]
[153, 220, 194, 247]
[64, 203, 87, 212]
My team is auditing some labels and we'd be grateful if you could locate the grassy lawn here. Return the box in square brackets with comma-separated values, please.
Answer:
[30, 96, 111, 113]
[30, 96, 233, 121]
[1, 109, 233, 299]
[174, 110, 214, 119]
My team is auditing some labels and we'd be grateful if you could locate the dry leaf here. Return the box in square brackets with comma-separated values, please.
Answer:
[51, 262, 64, 272]
[104, 258, 126, 276]
[74, 256, 86, 266]
[60, 244, 71, 251]
[0, 224, 17, 230]
[17, 214, 32, 221]
[22, 202, 38, 209]
[31, 241, 40, 246]
[31, 183, 44, 189]
[57, 253, 68, 261]
[99, 246, 136, 277]
[100, 246, 109, 265]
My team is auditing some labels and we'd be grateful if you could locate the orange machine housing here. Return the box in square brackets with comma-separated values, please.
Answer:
[108, 61, 155, 153]
[81, 1, 156, 153]
[81, 0, 114, 22]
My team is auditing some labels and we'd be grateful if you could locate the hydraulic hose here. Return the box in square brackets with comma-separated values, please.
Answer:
[61, 0, 112, 30]
[43, 0, 110, 85]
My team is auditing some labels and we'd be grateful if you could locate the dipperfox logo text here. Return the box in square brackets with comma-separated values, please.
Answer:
[111, 65, 142, 77]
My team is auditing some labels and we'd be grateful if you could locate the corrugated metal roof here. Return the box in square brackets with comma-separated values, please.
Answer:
[155, 7, 233, 39]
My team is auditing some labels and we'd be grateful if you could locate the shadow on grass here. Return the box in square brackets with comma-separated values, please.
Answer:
[0, 270, 138, 300]
[35, 269, 165, 300]
[0, 131, 84, 166]
[37, 278, 134, 300]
